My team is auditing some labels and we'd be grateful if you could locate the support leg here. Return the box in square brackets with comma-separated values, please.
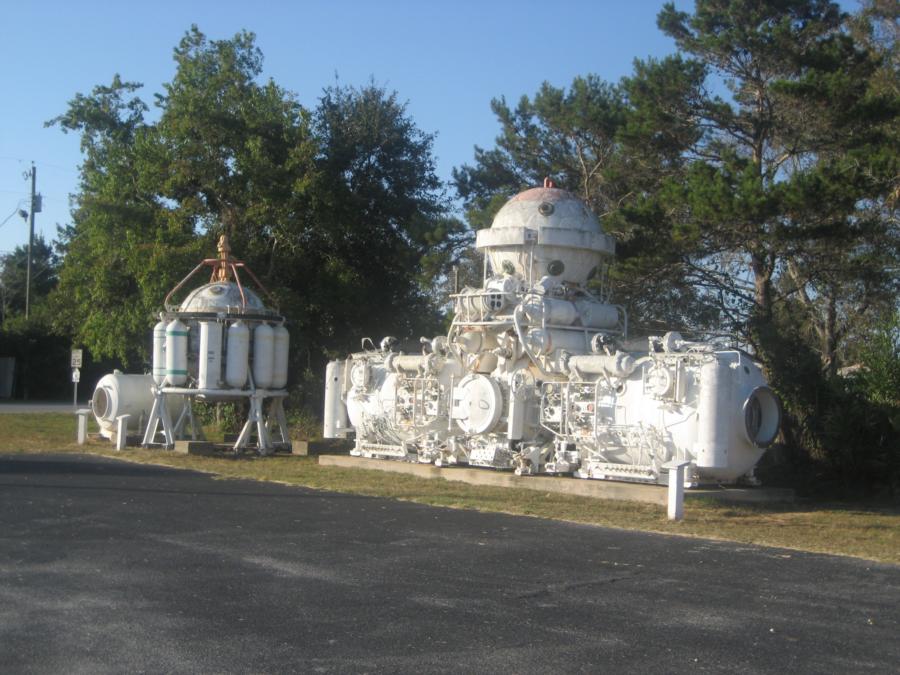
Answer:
[266, 397, 290, 447]
[142, 394, 162, 447]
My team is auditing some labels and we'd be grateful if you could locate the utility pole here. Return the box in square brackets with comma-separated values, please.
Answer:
[25, 162, 36, 319]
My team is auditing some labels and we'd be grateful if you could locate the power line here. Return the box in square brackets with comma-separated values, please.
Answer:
[0, 156, 75, 173]
[0, 202, 27, 229]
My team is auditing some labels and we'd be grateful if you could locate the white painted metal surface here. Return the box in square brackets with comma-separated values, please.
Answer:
[225, 321, 249, 388]
[272, 324, 290, 389]
[252, 323, 275, 389]
[325, 183, 780, 488]
[98, 238, 293, 455]
[324, 360, 348, 438]
[91, 372, 155, 439]
[165, 319, 189, 386]
[152, 320, 167, 386]
[198, 321, 223, 390]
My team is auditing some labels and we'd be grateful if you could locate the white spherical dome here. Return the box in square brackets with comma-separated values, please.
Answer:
[475, 184, 614, 285]
[490, 186, 601, 235]
[178, 282, 267, 314]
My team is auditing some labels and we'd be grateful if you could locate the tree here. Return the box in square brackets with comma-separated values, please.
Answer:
[648, 0, 899, 369]
[454, 77, 630, 229]
[642, 0, 900, 484]
[47, 74, 200, 364]
[47, 27, 458, 405]
[277, 82, 468, 364]
[0, 235, 59, 323]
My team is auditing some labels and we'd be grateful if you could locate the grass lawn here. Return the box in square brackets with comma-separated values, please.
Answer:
[2, 413, 898, 565]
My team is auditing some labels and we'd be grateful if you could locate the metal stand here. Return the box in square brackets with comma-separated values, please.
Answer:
[142, 386, 288, 454]
[142, 389, 177, 448]
[233, 392, 290, 455]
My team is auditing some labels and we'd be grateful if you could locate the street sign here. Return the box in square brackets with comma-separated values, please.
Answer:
[72, 368, 80, 383]
[71, 349, 83, 368]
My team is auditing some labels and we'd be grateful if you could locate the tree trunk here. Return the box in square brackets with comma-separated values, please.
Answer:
[822, 292, 838, 378]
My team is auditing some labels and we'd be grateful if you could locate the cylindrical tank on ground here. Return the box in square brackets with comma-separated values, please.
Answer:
[165, 319, 188, 386]
[272, 324, 289, 389]
[253, 323, 275, 389]
[91, 372, 155, 439]
[152, 320, 167, 386]
[324, 360, 348, 437]
[695, 357, 732, 468]
[226, 321, 249, 388]
[199, 321, 223, 390]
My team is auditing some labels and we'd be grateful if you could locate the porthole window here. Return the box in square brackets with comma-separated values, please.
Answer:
[538, 202, 555, 216]
[547, 260, 565, 276]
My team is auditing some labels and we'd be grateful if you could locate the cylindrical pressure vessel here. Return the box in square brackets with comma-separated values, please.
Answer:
[565, 352, 637, 378]
[253, 323, 275, 389]
[226, 321, 249, 388]
[272, 324, 289, 389]
[92, 371, 185, 440]
[695, 357, 732, 468]
[198, 321, 223, 390]
[165, 319, 188, 386]
[323, 360, 348, 438]
[523, 297, 579, 326]
[574, 300, 619, 329]
[92, 372, 155, 439]
[524, 328, 590, 356]
[152, 320, 167, 386]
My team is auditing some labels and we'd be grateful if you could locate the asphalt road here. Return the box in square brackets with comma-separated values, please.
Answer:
[1, 453, 897, 674]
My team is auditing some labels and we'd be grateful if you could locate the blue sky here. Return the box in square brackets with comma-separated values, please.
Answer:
[0, 0, 697, 254]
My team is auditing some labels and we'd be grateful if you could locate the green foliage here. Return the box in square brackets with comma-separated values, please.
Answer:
[0, 234, 59, 322]
[852, 313, 900, 408]
[47, 28, 458, 388]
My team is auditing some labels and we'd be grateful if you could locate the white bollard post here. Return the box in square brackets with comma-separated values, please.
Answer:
[664, 460, 692, 521]
[76, 408, 91, 445]
[115, 414, 131, 451]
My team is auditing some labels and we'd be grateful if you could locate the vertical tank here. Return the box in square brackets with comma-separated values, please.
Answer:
[199, 321, 223, 390]
[152, 320, 167, 386]
[272, 324, 290, 389]
[695, 357, 732, 469]
[323, 360, 348, 437]
[226, 321, 250, 388]
[253, 323, 275, 389]
[165, 319, 188, 386]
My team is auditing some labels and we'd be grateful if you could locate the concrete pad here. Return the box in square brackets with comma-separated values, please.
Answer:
[291, 440, 309, 456]
[318, 455, 669, 505]
[173, 441, 217, 456]
[317, 455, 795, 506]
